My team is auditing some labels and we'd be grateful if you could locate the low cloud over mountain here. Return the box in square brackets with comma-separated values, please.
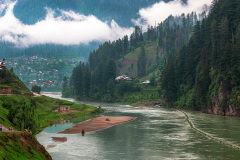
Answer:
[132, 0, 211, 31]
[0, 0, 134, 47]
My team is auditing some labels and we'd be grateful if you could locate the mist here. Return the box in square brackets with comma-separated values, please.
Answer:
[132, 0, 212, 30]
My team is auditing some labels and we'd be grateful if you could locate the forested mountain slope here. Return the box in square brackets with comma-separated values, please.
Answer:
[161, 0, 240, 116]
[64, 10, 196, 102]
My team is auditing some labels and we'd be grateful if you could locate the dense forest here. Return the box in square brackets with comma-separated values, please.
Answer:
[62, 10, 200, 102]
[0, 42, 99, 61]
[162, 0, 240, 113]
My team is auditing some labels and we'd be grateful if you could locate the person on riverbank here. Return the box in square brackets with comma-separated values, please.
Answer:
[0, 125, 2, 132]
[82, 129, 85, 136]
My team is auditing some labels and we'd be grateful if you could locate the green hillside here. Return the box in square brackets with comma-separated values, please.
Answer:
[0, 66, 105, 159]
[119, 41, 161, 77]
[0, 67, 31, 94]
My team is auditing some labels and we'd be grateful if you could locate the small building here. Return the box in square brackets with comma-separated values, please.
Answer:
[32, 55, 38, 60]
[141, 80, 150, 86]
[142, 80, 150, 84]
[115, 75, 132, 83]
[0, 61, 6, 68]
[1, 86, 12, 94]
[53, 106, 71, 111]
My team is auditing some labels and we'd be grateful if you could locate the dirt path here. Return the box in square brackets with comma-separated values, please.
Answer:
[33, 93, 41, 97]
[0, 124, 17, 132]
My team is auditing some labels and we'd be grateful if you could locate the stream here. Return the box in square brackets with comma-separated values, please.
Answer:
[36, 94, 240, 160]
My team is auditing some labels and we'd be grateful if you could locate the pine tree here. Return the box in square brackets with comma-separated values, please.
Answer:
[83, 65, 91, 97]
[137, 46, 146, 77]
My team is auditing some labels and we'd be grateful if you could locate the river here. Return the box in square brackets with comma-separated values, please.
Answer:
[36, 94, 240, 160]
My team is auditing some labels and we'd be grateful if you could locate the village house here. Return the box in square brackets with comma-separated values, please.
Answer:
[53, 106, 71, 112]
[115, 75, 132, 83]
[141, 80, 150, 86]
[1, 86, 12, 94]
[0, 61, 6, 74]
[32, 55, 38, 60]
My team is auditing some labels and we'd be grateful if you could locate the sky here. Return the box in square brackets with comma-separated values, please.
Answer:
[0, 0, 212, 47]
[133, 0, 211, 30]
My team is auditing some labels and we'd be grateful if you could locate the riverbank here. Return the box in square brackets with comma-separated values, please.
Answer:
[0, 94, 105, 159]
[57, 116, 137, 134]
[131, 100, 166, 107]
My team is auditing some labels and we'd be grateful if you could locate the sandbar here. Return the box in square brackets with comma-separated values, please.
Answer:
[57, 116, 137, 134]
[47, 145, 57, 148]
[51, 137, 67, 143]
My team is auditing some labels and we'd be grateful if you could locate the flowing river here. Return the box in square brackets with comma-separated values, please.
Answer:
[36, 94, 240, 160]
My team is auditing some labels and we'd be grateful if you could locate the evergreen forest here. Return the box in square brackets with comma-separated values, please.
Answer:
[63, 0, 240, 115]
[62, 10, 201, 103]
[162, 0, 240, 113]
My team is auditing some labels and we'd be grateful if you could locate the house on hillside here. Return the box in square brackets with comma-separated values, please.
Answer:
[141, 80, 150, 86]
[115, 75, 132, 83]
[53, 106, 70, 111]
[0, 86, 12, 94]
[0, 61, 6, 73]
[32, 55, 38, 60]
[0, 61, 6, 68]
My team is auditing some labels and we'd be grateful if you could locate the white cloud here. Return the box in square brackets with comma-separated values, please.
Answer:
[0, 1, 134, 47]
[132, 0, 212, 31]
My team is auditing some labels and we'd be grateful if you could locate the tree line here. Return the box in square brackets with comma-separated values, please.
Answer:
[161, 0, 240, 113]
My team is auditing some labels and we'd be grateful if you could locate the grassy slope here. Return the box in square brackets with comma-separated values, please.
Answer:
[0, 95, 104, 160]
[117, 41, 165, 105]
[0, 69, 105, 159]
[0, 132, 51, 160]
[0, 70, 31, 94]
[0, 95, 104, 133]
[119, 41, 159, 77]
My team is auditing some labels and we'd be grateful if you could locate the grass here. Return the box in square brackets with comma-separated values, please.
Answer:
[0, 94, 105, 160]
[116, 85, 162, 104]
[0, 132, 51, 160]
[33, 95, 105, 133]
[119, 41, 160, 77]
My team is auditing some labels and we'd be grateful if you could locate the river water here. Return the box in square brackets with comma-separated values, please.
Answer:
[36, 94, 240, 160]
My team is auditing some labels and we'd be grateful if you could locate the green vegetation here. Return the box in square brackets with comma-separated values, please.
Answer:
[31, 85, 41, 94]
[116, 85, 162, 104]
[0, 94, 105, 134]
[161, 0, 240, 113]
[0, 66, 105, 159]
[0, 132, 52, 160]
[0, 66, 31, 94]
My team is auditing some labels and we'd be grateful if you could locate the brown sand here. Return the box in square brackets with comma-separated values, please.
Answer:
[51, 137, 67, 143]
[47, 145, 57, 148]
[57, 116, 137, 134]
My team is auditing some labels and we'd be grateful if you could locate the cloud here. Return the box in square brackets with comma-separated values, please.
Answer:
[0, 1, 134, 47]
[132, 0, 212, 30]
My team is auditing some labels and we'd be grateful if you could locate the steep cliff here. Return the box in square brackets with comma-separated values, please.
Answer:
[204, 84, 240, 116]
[0, 132, 52, 160]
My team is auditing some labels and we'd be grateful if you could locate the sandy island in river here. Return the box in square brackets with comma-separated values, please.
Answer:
[57, 116, 137, 134]
[51, 137, 67, 143]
